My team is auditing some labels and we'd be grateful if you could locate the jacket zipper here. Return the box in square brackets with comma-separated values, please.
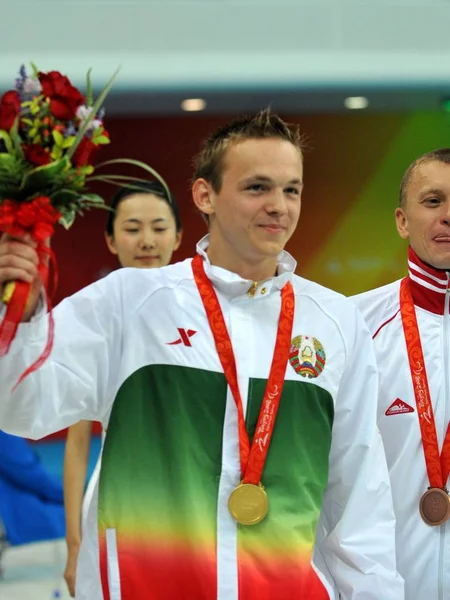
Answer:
[438, 275, 450, 600]
[247, 281, 258, 297]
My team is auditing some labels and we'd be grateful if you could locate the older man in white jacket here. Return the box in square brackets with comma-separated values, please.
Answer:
[353, 147, 450, 600]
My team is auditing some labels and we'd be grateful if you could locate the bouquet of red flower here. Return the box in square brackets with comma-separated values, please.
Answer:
[0, 64, 168, 383]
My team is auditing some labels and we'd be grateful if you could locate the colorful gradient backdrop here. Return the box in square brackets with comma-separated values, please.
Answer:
[42, 110, 449, 439]
[52, 111, 450, 303]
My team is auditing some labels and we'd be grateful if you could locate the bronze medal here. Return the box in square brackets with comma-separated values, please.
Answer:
[228, 483, 268, 526]
[419, 487, 450, 526]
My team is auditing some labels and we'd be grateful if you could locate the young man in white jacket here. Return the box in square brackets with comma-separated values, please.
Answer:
[352, 148, 450, 600]
[0, 111, 403, 599]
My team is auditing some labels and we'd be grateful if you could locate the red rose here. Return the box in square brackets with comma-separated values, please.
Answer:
[15, 202, 38, 228]
[0, 197, 60, 242]
[0, 90, 21, 131]
[38, 71, 85, 121]
[72, 137, 98, 167]
[25, 144, 52, 166]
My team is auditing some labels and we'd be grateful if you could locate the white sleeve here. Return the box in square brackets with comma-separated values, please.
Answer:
[0, 271, 123, 439]
[313, 308, 404, 599]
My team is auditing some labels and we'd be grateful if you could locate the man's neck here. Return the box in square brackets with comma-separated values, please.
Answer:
[206, 241, 279, 283]
[407, 246, 449, 315]
[409, 246, 450, 274]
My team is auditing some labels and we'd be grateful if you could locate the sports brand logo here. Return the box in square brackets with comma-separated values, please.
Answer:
[166, 328, 197, 347]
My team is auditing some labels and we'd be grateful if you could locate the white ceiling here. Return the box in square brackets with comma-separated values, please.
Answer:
[2, 0, 450, 114]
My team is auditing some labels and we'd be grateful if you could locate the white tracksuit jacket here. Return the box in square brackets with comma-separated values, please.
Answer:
[353, 247, 450, 600]
[0, 236, 403, 599]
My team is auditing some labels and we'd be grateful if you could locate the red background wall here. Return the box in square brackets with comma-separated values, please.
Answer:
[51, 112, 406, 304]
[44, 110, 450, 439]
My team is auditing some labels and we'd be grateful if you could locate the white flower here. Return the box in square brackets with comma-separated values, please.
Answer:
[88, 119, 102, 131]
[75, 106, 102, 131]
[23, 77, 41, 95]
[76, 105, 94, 121]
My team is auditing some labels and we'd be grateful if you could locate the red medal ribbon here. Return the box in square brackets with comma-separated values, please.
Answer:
[192, 254, 295, 485]
[400, 277, 450, 489]
[0, 197, 60, 388]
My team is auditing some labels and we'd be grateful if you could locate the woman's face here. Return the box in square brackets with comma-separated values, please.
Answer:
[106, 193, 182, 268]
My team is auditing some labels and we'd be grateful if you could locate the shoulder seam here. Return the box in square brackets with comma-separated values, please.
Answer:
[293, 289, 350, 369]
[373, 309, 400, 340]
[130, 264, 194, 317]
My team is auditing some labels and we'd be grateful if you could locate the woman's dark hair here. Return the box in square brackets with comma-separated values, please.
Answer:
[105, 181, 182, 236]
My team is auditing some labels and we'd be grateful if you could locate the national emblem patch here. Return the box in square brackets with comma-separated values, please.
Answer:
[289, 335, 326, 378]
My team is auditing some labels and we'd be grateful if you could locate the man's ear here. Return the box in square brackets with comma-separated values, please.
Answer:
[395, 207, 410, 240]
[192, 178, 216, 218]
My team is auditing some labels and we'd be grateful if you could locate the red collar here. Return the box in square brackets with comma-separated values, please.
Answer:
[407, 247, 449, 315]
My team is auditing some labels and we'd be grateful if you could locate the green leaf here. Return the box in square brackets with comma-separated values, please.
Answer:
[79, 193, 106, 206]
[0, 153, 16, 166]
[0, 154, 29, 201]
[62, 136, 76, 149]
[53, 192, 109, 225]
[30, 62, 39, 78]
[94, 158, 172, 204]
[0, 153, 24, 172]
[80, 202, 110, 211]
[59, 209, 76, 230]
[20, 157, 70, 193]
[50, 146, 63, 161]
[76, 165, 94, 175]
[51, 188, 82, 208]
[86, 174, 150, 185]
[10, 118, 24, 158]
[86, 68, 93, 106]
[52, 130, 64, 147]
[66, 67, 121, 162]
[91, 126, 103, 137]
[0, 131, 13, 154]
[94, 135, 110, 145]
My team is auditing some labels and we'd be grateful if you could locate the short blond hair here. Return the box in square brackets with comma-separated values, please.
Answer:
[192, 108, 303, 192]
[400, 148, 450, 207]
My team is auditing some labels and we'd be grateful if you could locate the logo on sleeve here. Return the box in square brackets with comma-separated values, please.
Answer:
[385, 398, 415, 416]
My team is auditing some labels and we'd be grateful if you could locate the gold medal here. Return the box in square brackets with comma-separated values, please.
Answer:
[228, 482, 268, 525]
[419, 487, 450, 526]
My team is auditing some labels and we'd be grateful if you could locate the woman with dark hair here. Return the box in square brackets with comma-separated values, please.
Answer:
[63, 181, 182, 597]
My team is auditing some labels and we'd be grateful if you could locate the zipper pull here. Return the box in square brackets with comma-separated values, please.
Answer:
[247, 281, 258, 297]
